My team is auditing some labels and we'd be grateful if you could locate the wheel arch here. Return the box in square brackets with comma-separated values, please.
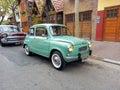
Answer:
[50, 49, 63, 59]
[23, 44, 26, 48]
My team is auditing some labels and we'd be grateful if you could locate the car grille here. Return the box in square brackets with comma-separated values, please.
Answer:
[7, 38, 18, 41]
[78, 46, 87, 51]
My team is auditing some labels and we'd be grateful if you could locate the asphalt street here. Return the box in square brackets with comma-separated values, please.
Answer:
[0, 45, 120, 90]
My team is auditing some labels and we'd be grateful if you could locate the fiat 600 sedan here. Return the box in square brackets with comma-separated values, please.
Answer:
[23, 24, 92, 70]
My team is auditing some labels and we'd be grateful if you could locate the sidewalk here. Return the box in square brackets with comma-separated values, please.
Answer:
[90, 41, 120, 65]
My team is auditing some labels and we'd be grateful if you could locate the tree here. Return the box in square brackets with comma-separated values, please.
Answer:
[6, 0, 18, 25]
[0, 10, 6, 25]
[0, 0, 18, 25]
[0, 0, 8, 25]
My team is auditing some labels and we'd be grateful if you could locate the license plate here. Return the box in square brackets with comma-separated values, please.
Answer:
[81, 53, 89, 60]
[79, 46, 87, 51]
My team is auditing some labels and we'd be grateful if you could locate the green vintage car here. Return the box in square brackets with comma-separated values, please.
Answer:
[23, 23, 92, 70]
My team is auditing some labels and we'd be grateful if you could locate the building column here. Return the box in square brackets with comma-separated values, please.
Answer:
[75, 0, 79, 37]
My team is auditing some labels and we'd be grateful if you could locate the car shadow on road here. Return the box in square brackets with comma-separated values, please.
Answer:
[0, 43, 22, 47]
[28, 53, 95, 71]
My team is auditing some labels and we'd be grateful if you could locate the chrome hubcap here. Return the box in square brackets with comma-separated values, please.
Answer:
[52, 54, 61, 68]
[25, 46, 29, 55]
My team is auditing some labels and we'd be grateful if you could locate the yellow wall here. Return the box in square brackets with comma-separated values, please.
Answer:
[98, 0, 120, 10]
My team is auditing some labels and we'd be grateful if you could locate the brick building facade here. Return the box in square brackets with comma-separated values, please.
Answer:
[96, 0, 120, 41]
[64, 0, 98, 40]
[18, 0, 63, 32]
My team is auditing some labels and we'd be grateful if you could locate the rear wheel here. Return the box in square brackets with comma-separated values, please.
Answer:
[24, 45, 32, 56]
[51, 51, 66, 70]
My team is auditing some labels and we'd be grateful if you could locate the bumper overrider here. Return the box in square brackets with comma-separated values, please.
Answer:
[65, 50, 92, 61]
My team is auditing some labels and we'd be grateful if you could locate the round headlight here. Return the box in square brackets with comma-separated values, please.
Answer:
[68, 45, 74, 52]
[88, 41, 91, 48]
[2, 33, 8, 38]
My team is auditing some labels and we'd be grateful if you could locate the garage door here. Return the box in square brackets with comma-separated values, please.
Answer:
[103, 6, 120, 41]
[79, 11, 92, 40]
[65, 14, 75, 36]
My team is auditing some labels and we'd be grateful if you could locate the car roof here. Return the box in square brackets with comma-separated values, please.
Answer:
[31, 23, 66, 28]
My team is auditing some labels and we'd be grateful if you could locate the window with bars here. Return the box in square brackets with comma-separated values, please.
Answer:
[106, 8, 118, 18]
[79, 11, 92, 21]
[57, 14, 62, 21]
[57, 14, 63, 24]
[66, 14, 74, 22]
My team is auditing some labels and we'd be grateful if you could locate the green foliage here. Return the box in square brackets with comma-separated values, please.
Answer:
[1, 20, 9, 25]
[0, 0, 18, 25]
[32, 15, 42, 25]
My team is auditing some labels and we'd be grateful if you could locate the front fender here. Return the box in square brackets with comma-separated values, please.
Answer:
[49, 41, 70, 58]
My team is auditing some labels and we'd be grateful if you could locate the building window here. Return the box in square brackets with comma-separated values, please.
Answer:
[57, 14, 62, 21]
[106, 8, 118, 18]
[49, 14, 55, 23]
[57, 12, 63, 24]
[66, 14, 74, 22]
[79, 11, 92, 21]
[79, 13, 82, 21]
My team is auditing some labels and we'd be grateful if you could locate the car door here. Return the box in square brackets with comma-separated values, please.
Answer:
[34, 26, 50, 57]
[26, 28, 37, 52]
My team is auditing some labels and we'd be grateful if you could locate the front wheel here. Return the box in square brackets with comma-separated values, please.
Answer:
[51, 51, 66, 70]
[1, 42, 5, 47]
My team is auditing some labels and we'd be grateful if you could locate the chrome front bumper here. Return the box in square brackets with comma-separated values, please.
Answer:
[65, 50, 92, 62]
[1, 38, 23, 44]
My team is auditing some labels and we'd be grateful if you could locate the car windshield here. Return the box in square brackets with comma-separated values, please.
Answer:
[2, 26, 18, 32]
[50, 26, 72, 36]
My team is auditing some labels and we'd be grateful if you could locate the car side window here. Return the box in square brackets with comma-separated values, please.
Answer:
[28, 28, 34, 36]
[36, 27, 48, 37]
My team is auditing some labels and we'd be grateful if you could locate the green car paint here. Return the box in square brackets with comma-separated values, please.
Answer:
[24, 23, 92, 63]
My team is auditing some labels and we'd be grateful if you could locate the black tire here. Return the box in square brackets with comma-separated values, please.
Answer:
[24, 45, 32, 56]
[51, 51, 66, 70]
[1, 42, 5, 47]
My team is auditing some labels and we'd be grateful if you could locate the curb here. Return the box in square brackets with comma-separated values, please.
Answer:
[89, 55, 120, 65]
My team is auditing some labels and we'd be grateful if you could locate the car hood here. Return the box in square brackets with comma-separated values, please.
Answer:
[53, 36, 88, 45]
[4, 32, 26, 36]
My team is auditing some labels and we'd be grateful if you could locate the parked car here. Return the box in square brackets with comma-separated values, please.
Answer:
[0, 25, 26, 46]
[23, 23, 92, 70]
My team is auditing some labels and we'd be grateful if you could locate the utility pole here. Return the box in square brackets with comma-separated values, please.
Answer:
[75, 0, 79, 37]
